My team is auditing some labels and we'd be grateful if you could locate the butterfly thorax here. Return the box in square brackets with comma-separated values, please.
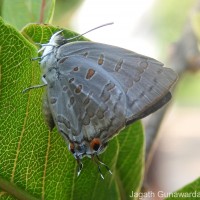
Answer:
[40, 31, 67, 74]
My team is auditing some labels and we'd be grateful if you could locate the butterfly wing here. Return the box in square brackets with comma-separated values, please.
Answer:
[45, 55, 127, 143]
[46, 41, 177, 143]
[57, 42, 177, 119]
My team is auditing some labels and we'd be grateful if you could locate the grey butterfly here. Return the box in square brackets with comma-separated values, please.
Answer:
[26, 26, 177, 178]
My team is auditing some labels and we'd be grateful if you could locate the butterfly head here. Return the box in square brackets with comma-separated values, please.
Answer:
[48, 30, 68, 46]
[69, 138, 108, 160]
[38, 30, 67, 56]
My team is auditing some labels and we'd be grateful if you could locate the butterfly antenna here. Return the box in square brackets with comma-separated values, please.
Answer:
[67, 22, 114, 41]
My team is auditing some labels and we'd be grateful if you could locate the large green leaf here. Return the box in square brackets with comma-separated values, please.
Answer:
[165, 178, 200, 200]
[1, 0, 55, 30]
[0, 18, 144, 200]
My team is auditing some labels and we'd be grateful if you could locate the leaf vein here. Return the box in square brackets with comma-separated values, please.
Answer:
[42, 130, 51, 200]
[11, 84, 32, 182]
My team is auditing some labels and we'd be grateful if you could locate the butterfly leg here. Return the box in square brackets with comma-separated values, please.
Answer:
[96, 155, 112, 175]
[22, 75, 48, 93]
[92, 156, 104, 179]
[31, 57, 42, 61]
[77, 159, 83, 177]
[97, 164, 104, 179]
[92, 155, 112, 179]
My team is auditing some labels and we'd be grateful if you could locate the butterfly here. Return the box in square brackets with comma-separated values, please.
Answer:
[25, 24, 177, 178]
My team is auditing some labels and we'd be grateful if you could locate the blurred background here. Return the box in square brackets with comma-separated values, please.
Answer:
[55, 0, 200, 199]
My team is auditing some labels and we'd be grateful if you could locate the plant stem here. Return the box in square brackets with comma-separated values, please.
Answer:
[0, 177, 39, 200]
[39, 0, 46, 23]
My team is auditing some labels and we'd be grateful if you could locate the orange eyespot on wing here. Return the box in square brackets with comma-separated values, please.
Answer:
[69, 143, 75, 154]
[90, 138, 101, 151]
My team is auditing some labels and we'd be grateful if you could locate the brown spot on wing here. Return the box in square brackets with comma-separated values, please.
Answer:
[86, 69, 95, 79]
[70, 96, 75, 105]
[82, 52, 89, 57]
[75, 85, 82, 94]
[69, 78, 74, 83]
[98, 54, 104, 65]
[63, 85, 68, 92]
[57, 115, 71, 129]
[59, 57, 68, 64]
[73, 66, 79, 71]
[115, 59, 123, 72]
[105, 82, 115, 91]
[50, 97, 57, 104]
[140, 61, 148, 68]
[83, 97, 90, 105]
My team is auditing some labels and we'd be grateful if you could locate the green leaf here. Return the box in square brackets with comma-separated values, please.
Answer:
[0, 19, 144, 200]
[165, 178, 200, 200]
[2, 0, 55, 30]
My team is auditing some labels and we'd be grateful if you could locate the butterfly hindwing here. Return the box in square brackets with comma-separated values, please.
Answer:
[46, 55, 127, 143]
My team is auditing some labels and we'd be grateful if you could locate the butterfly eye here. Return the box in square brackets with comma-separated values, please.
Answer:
[90, 138, 101, 151]
[69, 143, 75, 154]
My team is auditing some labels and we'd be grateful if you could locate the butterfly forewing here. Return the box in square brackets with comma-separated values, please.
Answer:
[56, 42, 177, 122]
